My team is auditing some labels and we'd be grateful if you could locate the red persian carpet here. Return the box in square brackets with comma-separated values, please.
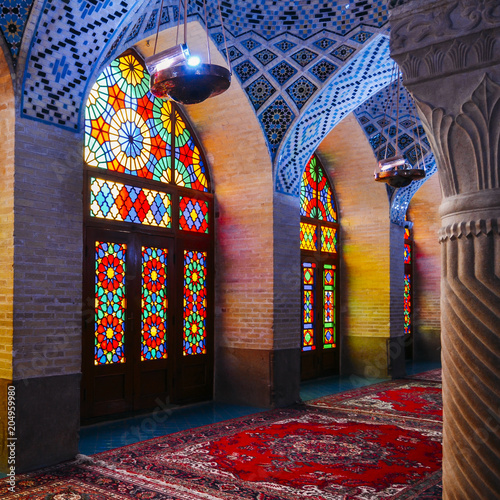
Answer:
[405, 369, 442, 383]
[307, 379, 442, 423]
[1, 376, 442, 500]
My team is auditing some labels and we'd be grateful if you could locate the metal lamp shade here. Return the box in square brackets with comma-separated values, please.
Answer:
[150, 63, 231, 105]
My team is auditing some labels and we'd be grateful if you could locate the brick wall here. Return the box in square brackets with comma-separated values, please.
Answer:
[317, 113, 392, 376]
[182, 28, 276, 352]
[408, 171, 442, 361]
[13, 119, 83, 379]
[0, 50, 14, 381]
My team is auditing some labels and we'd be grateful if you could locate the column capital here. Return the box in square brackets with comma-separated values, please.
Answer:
[389, 0, 500, 86]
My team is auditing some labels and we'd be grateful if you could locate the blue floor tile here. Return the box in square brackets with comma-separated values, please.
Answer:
[79, 361, 441, 456]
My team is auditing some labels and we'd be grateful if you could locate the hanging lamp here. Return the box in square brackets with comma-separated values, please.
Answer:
[374, 67, 425, 188]
[145, 0, 231, 104]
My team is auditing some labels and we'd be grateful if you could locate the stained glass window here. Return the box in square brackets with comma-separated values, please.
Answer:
[95, 241, 126, 365]
[320, 226, 337, 253]
[85, 52, 208, 192]
[404, 222, 413, 338]
[141, 247, 168, 361]
[404, 273, 411, 335]
[299, 154, 339, 360]
[404, 242, 411, 264]
[323, 264, 336, 348]
[85, 54, 172, 182]
[302, 263, 316, 351]
[90, 177, 172, 227]
[174, 111, 209, 192]
[179, 197, 209, 233]
[300, 222, 317, 251]
[300, 155, 337, 222]
[183, 250, 207, 355]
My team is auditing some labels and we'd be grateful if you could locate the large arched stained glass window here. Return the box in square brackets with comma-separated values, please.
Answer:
[82, 51, 213, 419]
[299, 154, 339, 380]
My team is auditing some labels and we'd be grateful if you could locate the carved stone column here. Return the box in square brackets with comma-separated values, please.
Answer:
[389, 1, 500, 498]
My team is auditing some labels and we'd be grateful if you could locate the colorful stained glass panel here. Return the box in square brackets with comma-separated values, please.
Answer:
[94, 241, 126, 365]
[300, 156, 318, 218]
[300, 222, 317, 251]
[404, 273, 411, 335]
[323, 264, 336, 348]
[90, 177, 172, 227]
[318, 174, 337, 223]
[179, 197, 209, 233]
[174, 111, 208, 192]
[141, 247, 168, 361]
[302, 262, 316, 351]
[404, 242, 411, 264]
[85, 53, 172, 183]
[321, 226, 337, 253]
[183, 250, 207, 355]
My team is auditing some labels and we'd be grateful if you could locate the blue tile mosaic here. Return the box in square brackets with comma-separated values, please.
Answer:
[233, 60, 258, 83]
[309, 59, 338, 82]
[276, 35, 394, 196]
[350, 30, 374, 44]
[313, 38, 336, 51]
[145, 9, 158, 32]
[125, 14, 145, 43]
[353, 78, 437, 225]
[0, 0, 33, 63]
[222, 45, 243, 62]
[270, 61, 297, 86]
[254, 48, 278, 66]
[274, 39, 296, 53]
[291, 48, 318, 67]
[286, 76, 317, 110]
[259, 97, 295, 159]
[242, 38, 261, 51]
[331, 44, 356, 61]
[18, 0, 390, 133]
[246, 75, 276, 111]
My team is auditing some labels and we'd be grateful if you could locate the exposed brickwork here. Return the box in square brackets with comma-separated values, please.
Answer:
[317, 114, 391, 376]
[181, 30, 275, 352]
[13, 119, 83, 380]
[408, 172, 442, 360]
[0, 50, 14, 381]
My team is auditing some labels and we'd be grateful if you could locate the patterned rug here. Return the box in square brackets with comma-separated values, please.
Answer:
[306, 379, 442, 423]
[1, 398, 442, 500]
[405, 369, 442, 383]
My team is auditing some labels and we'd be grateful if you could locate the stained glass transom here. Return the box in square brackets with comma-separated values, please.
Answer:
[323, 264, 336, 349]
[300, 155, 337, 222]
[183, 250, 207, 356]
[141, 247, 168, 361]
[90, 177, 172, 227]
[95, 242, 126, 365]
[174, 111, 208, 192]
[179, 197, 209, 233]
[300, 222, 317, 251]
[321, 226, 337, 253]
[85, 53, 172, 182]
[302, 262, 316, 352]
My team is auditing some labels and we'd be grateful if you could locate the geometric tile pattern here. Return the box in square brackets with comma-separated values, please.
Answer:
[309, 59, 338, 82]
[246, 75, 276, 110]
[331, 44, 356, 61]
[353, 78, 437, 225]
[254, 48, 278, 66]
[286, 76, 317, 110]
[0, 0, 32, 63]
[276, 35, 394, 196]
[270, 61, 297, 86]
[291, 48, 318, 67]
[259, 97, 295, 159]
[17, 0, 389, 148]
